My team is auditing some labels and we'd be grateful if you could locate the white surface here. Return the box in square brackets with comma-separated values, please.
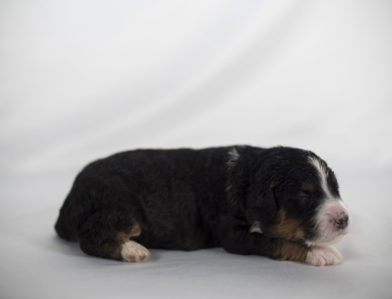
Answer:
[1, 1, 392, 298]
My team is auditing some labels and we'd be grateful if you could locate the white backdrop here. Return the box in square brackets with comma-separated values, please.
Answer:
[1, 1, 392, 298]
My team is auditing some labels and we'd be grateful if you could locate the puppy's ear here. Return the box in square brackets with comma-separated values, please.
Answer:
[247, 184, 279, 224]
[225, 146, 279, 222]
[262, 185, 279, 221]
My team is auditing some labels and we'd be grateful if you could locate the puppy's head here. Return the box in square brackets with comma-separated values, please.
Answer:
[227, 146, 350, 246]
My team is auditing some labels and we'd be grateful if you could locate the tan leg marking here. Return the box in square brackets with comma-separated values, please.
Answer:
[103, 221, 145, 260]
[272, 240, 308, 262]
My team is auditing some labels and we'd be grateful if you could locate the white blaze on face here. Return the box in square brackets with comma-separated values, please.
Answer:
[308, 156, 351, 246]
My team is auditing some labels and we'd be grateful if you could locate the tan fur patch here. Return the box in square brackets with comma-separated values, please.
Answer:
[130, 222, 141, 237]
[269, 210, 305, 241]
[117, 222, 142, 242]
[273, 240, 308, 262]
[301, 181, 315, 192]
[109, 221, 142, 259]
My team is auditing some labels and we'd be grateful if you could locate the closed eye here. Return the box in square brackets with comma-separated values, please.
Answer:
[299, 190, 312, 201]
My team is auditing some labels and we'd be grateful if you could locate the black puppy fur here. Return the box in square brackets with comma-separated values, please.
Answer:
[55, 145, 341, 263]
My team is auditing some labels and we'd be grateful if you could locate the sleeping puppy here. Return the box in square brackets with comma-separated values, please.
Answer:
[55, 145, 350, 266]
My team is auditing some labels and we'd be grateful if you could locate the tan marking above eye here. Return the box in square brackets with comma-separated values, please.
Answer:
[301, 181, 315, 192]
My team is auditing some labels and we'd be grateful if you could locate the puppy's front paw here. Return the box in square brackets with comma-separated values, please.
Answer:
[305, 246, 342, 266]
[121, 241, 150, 262]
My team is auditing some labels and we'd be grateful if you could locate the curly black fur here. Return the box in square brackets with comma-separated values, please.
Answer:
[55, 145, 341, 262]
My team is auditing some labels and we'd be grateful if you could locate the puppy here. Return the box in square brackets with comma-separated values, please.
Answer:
[55, 146, 350, 266]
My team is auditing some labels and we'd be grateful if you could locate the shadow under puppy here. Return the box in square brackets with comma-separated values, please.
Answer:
[55, 145, 350, 266]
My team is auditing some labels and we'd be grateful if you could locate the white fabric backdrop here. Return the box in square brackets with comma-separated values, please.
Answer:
[1, 1, 391, 298]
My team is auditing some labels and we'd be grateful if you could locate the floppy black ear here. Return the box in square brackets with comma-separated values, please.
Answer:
[246, 184, 278, 226]
[225, 146, 279, 222]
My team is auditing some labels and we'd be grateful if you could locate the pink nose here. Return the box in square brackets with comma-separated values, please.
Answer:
[334, 214, 349, 230]
[325, 201, 349, 230]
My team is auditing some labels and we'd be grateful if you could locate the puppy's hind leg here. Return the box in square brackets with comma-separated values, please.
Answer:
[120, 240, 150, 262]
[78, 216, 150, 262]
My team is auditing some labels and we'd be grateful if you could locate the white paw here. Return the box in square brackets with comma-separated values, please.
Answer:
[306, 246, 342, 266]
[121, 241, 150, 262]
